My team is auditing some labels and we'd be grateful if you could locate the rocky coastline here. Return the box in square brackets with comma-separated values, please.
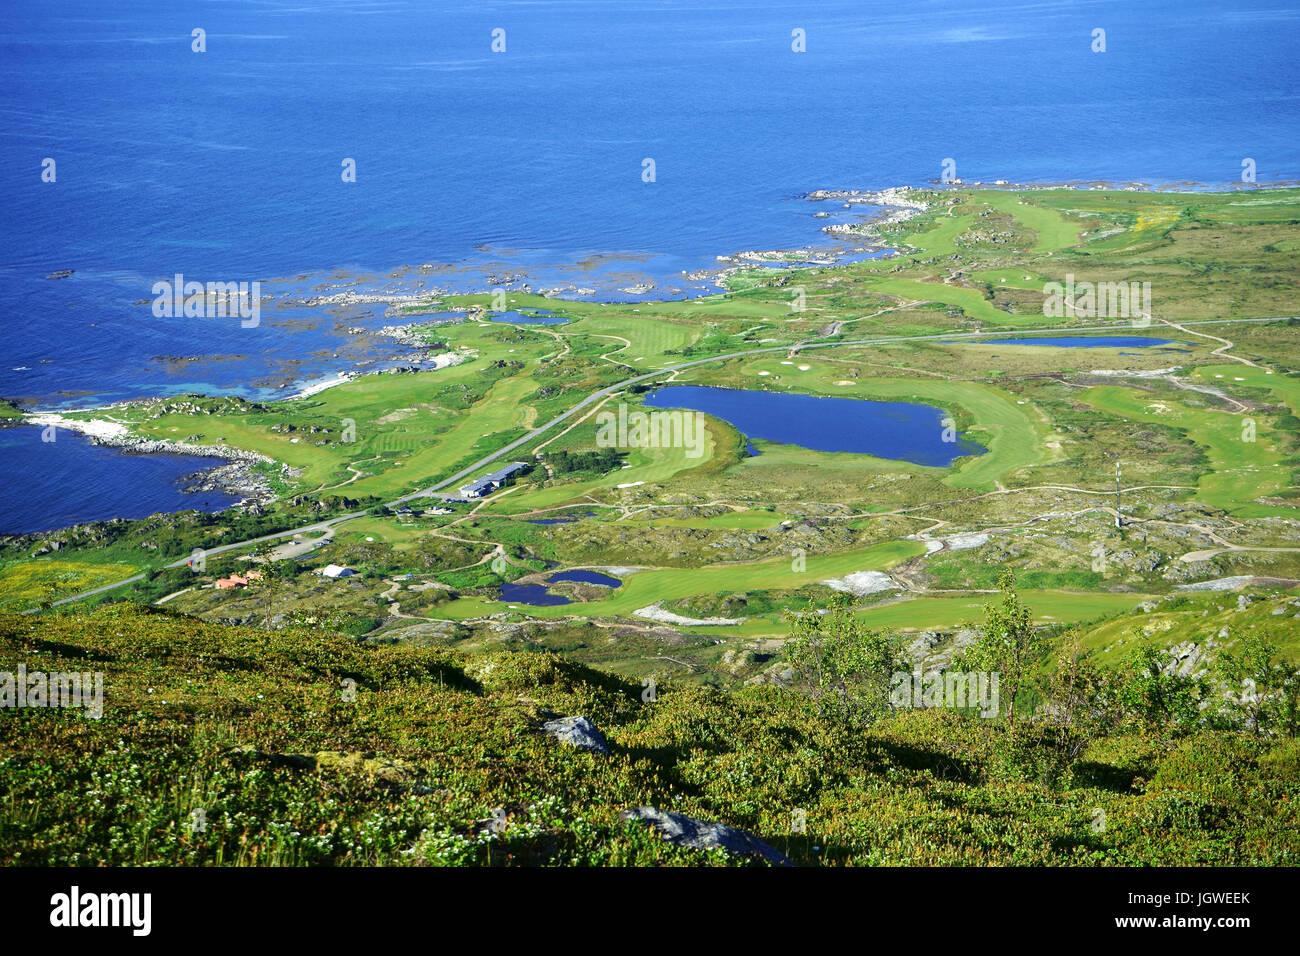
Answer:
[705, 187, 931, 288]
[22, 412, 281, 507]
[98, 437, 278, 507]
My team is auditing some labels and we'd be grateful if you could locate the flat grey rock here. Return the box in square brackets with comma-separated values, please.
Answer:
[619, 806, 793, 866]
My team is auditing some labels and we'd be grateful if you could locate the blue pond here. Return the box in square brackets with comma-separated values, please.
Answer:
[640, 386, 985, 467]
[980, 336, 1178, 348]
[498, 583, 571, 606]
[550, 570, 623, 588]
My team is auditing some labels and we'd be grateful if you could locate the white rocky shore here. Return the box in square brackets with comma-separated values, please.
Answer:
[289, 289, 449, 309]
[288, 372, 356, 400]
[807, 185, 930, 211]
[809, 186, 931, 241]
[23, 413, 131, 442]
[718, 248, 843, 266]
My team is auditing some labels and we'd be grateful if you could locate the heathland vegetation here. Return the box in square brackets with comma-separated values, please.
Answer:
[2, 575, 1295, 866]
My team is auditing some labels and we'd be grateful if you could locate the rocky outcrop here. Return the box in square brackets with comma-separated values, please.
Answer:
[810, 186, 931, 242]
[1162, 637, 1218, 679]
[822, 570, 900, 596]
[1175, 576, 1256, 592]
[906, 628, 979, 670]
[807, 186, 929, 211]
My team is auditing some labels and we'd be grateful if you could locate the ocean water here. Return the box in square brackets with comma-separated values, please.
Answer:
[2, 0, 1297, 531]
[0, 426, 239, 533]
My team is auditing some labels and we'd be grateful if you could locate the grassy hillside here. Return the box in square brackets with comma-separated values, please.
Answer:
[2, 602, 1296, 867]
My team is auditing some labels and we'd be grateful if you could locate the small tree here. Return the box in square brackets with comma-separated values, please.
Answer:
[958, 570, 1047, 730]
[1214, 630, 1294, 735]
[1276, 668, 1300, 738]
[1115, 645, 1206, 735]
[784, 594, 905, 725]
[36, 582, 59, 612]
[248, 546, 292, 630]
[1038, 633, 1116, 762]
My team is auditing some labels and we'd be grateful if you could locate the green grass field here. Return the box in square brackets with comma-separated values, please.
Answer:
[432, 539, 924, 621]
[670, 588, 1156, 638]
[1083, 366, 1298, 519]
[0, 559, 140, 611]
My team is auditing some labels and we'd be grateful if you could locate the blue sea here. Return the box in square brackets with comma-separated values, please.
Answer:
[0, 426, 239, 532]
[2, 0, 1298, 531]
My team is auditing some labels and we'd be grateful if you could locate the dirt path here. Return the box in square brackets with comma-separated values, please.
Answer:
[312, 459, 380, 494]
[153, 586, 195, 606]
[1159, 317, 1264, 369]
[533, 394, 617, 455]
[1179, 544, 1300, 563]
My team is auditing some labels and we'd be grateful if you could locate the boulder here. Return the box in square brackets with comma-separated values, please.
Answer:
[540, 715, 609, 755]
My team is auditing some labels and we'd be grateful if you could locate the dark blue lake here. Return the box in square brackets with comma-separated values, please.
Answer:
[551, 570, 623, 588]
[980, 336, 1179, 348]
[498, 583, 571, 606]
[641, 386, 986, 467]
[0, 426, 240, 534]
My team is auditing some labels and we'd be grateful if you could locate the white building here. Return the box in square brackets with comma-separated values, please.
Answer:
[317, 564, 357, 579]
[458, 461, 530, 498]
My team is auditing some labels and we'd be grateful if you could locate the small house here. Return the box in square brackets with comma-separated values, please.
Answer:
[215, 570, 262, 590]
